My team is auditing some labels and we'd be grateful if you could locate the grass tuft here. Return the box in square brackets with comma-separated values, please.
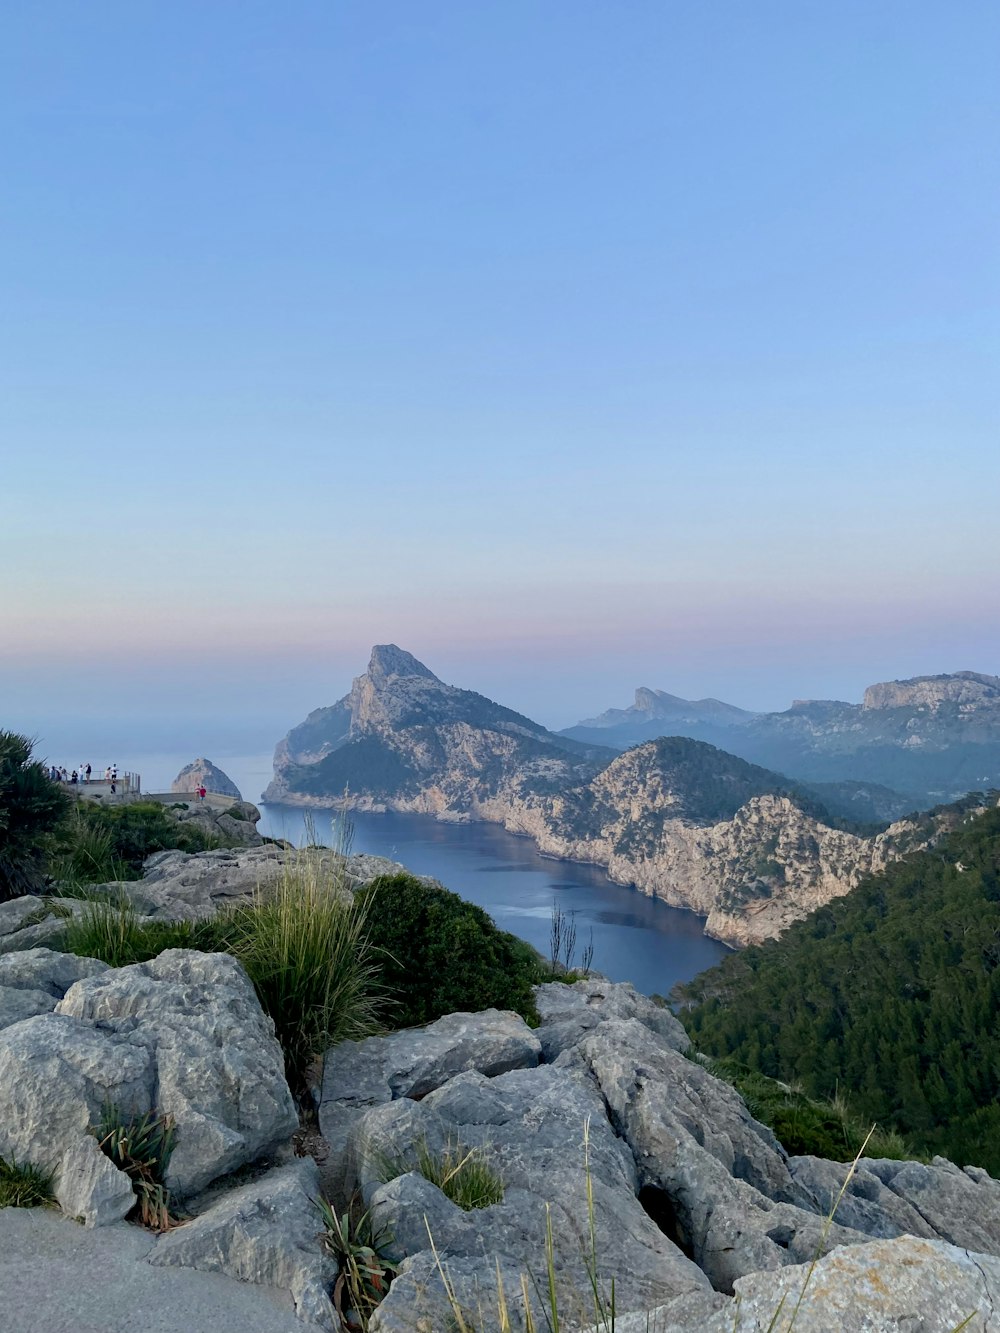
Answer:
[377, 1135, 504, 1212]
[0, 1156, 54, 1208]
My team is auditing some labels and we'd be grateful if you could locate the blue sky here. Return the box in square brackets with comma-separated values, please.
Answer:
[3, 2, 998, 755]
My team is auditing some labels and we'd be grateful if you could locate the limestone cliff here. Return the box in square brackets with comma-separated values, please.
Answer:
[264, 648, 995, 947]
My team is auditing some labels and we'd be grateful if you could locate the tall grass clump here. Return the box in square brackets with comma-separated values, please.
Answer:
[220, 858, 384, 1090]
[59, 901, 213, 969]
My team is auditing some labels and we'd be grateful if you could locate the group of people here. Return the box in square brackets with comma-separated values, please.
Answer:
[49, 764, 129, 794]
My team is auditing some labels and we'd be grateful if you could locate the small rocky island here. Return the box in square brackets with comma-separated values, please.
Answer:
[172, 758, 243, 800]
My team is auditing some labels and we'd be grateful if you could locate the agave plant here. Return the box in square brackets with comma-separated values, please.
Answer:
[319, 1196, 397, 1331]
[94, 1104, 178, 1231]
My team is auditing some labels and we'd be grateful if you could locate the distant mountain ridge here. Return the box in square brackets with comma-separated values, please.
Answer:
[562, 670, 1000, 805]
[265, 646, 978, 946]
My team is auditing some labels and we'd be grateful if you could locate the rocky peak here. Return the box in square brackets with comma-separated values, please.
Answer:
[366, 644, 439, 684]
[863, 671, 1000, 712]
[171, 758, 242, 800]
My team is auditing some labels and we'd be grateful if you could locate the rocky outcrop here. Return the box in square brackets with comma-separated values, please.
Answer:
[700, 1236, 1000, 1331]
[863, 670, 1000, 712]
[0, 949, 297, 1219]
[310, 976, 1000, 1330]
[171, 759, 243, 800]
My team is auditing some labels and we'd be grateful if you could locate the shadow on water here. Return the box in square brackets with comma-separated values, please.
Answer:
[260, 805, 728, 997]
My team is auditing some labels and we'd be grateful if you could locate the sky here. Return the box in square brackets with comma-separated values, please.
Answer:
[3, 2, 998, 763]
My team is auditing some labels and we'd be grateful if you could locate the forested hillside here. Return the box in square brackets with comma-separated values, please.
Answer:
[675, 801, 1000, 1172]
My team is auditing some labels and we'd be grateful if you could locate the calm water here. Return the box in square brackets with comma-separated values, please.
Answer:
[259, 803, 729, 998]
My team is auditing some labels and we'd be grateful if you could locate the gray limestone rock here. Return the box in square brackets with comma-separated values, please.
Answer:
[152, 1159, 335, 1330]
[320, 1008, 541, 1206]
[703, 1235, 1000, 1331]
[56, 949, 298, 1198]
[534, 976, 690, 1061]
[348, 1062, 713, 1331]
[56, 1133, 137, 1226]
[569, 1016, 865, 1293]
[120, 846, 350, 920]
[0, 949, 296, 1225]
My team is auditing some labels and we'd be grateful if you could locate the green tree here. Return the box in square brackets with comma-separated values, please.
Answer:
[0, 731, 70, 900]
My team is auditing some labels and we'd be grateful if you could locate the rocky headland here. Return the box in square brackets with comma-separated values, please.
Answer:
[264, 647, 994, 947]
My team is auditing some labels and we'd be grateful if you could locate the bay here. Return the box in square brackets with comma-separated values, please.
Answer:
[260, 803, 729, 998]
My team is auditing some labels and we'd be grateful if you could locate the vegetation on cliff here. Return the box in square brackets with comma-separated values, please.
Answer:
[0, 730, 70, 898]
[676, 802, 1000, 1172]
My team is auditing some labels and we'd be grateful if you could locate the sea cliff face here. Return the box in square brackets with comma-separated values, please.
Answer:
[265, 646, 984, 947]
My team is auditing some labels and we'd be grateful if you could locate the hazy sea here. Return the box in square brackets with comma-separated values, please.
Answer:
[98, 750, 730, 997]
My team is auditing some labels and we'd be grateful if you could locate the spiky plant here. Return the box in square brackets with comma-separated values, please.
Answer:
[94, 1105, 177, 1231]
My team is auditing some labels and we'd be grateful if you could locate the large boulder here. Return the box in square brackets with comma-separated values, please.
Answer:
[152, 1159, 335, 1331]
[320, 1008, 541, 1205]
[116, 846, 349, 920]
[171, 759, 243, 800]
[569, 1016, 863, 1292]
[534, 976, 690, 1061]
[0, 949, 297, 1223]
[700, 1235, 1000, 1331]
[791, 1153, 1000, 1256]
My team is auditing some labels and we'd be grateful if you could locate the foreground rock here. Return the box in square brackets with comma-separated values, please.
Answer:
[0, 1208, 317, 1333]
[172, 758, 243, 800]
[311, 976, 1000, 1329]
[0, 949, 297, 1221]
[152, 1159, 334, 1331]
[702, 1235, 1000, 1332]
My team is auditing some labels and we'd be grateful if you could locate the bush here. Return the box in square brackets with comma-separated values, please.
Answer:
[0, 731, 70, 899]
[358, 873, 540, 1029]
[50, 800, 221, 882]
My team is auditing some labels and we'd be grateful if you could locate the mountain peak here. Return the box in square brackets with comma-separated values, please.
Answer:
[366, 644, 439, 683]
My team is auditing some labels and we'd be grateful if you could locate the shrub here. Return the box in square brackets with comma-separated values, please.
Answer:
[0, 1155, 54, 1208]
[0, 731, 70, 900]
[358, 873, 540, 1029]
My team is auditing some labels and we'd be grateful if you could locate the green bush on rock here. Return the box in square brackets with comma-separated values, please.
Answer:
[359, 873, 540, 1028]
